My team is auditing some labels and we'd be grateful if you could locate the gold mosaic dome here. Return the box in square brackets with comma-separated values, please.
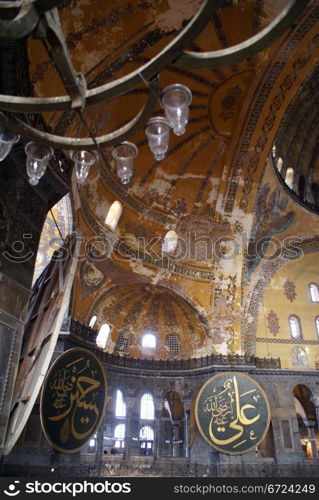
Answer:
[91, 284, 209, 360]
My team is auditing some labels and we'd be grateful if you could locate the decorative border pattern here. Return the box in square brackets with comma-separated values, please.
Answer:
[224, 5, 319, 213]
[256, 338, 319, 345]
[242, 237, 319, 354]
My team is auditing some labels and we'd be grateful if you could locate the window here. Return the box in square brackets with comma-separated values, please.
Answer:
[292, 347, 308, 367]
[88, 433, 97, 453]
[289, 315, 302, 339]
[115, 331, 130, 355]
[162, 230, 178, 255]
[309, 283, 319, 302]
[166, 333, 180, 358]
[89, 315, 97, 328]
[140, 425, 154, 441]
[115, 390, 126, 418]
[96, 323, 110, 350]
[114, 424, 125, 449]
[142, 333, 156, 348]
[104, 201, 122, 231]
[277, 157, 283, 173]
[285, 167, 294, 189]
[315, 317, 319, 338]
[140, 393, 154, 420]
[139, 426, 154, 455]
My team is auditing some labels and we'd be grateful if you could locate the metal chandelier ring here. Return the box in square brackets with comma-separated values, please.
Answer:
[176, 0, 311, 69]
[0, 0, 223, 113]
[0, 77, 159, 150]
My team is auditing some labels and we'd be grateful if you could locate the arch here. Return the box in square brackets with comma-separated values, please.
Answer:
[165, 333, 180, 358]
[141, 333, 156, 348]
[162, 230, 178, 255]
[242, 237, 319, 354]
[115, 389, 126, 418]
[289, 315, 302, 339]
[140, 393, 154, 420]
[104, 200, 123, 231]
[96, 323, 110, 350]
[293, 385, 318, 459]
[309, 283, 319, 302]
[285, 167, 294, 189]
[291, 347, 308, 367]
[88, 315, 97, 328]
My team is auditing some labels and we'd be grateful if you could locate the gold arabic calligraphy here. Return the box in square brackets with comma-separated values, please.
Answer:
[203, 376, 260, 448]
[48, 357, 101, 441]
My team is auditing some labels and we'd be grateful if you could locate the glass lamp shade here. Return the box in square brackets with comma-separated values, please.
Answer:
[161, 84, 192, 136]
[0, 123, 20, 161]
[145, 117, 170, 161]
[70, 150, 97, 184]
[25, 142, 53, 186]
[111, 141, 138, 185]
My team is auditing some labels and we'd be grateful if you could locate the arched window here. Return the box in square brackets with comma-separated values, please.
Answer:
[139, 425, 154, 455]
[289, 315, 302, 339]
[162, 230, 178, 255]
[142, 333, 156, 348]
[292, 347, 308, 367]
[89, 315, 97, 328]
[104, 201, 123, 231]
[166, 333, 180, 358]
[115, 389, 126, 418]
[96, 323, 110, 350]
[114, 423, 125, 449]
[309, 283, 319, 302]
[139, 425, 154, 441]
[140, 393, 154, 420]
[114, 331, 130, 355]
[285, 167, 294, 189]
[315, 317, 319, 338]
[277, 156, 283, 173]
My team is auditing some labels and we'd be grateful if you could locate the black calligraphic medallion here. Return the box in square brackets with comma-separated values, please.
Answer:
[195, 372, 270, 455]
[40, 348, 107, 453]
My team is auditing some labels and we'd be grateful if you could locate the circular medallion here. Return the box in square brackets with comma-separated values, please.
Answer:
[40, 348, 107, 453]
[195, 372, 270, 455]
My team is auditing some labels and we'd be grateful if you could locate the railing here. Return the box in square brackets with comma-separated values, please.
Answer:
[69, 319, 281, 370]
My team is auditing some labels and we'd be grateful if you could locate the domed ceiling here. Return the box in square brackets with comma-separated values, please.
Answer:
[26, 0, 319, 358]
[91, 284, 209, 359]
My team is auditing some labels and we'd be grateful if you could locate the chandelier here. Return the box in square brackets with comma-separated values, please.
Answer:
[0, 0, 309, 186]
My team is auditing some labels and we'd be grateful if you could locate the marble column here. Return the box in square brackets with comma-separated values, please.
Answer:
[306, 420, 318, 459]
[154, 401, 162, 460]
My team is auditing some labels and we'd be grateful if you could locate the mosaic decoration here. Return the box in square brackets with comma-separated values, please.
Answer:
[225, 9, 319, 213]
[33, 194, 73, 283]
[195, 372, 270, 455]
[242, 237, 319, 354]
[284, 279, 297, 302]
[267, 310, 280, 336]
[246, 184, 295, 277]
[40, 348, 107, 453]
